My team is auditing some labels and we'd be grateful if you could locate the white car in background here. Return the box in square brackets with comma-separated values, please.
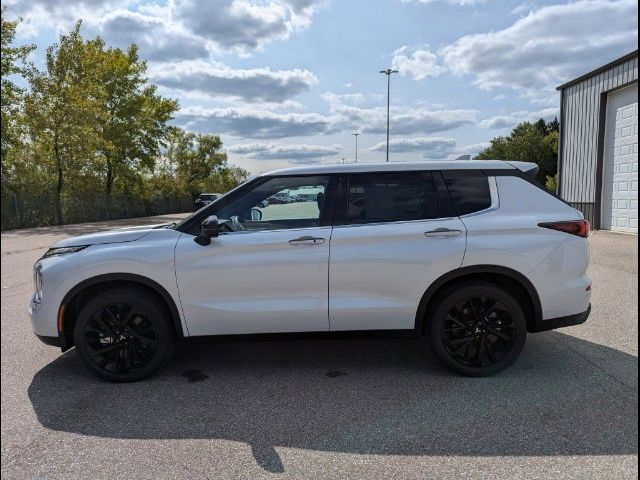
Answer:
[29, 160, 591, 382]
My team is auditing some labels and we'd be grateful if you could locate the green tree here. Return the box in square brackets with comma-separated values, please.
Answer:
[153, 128, 248, 199]
[24, 22, 106, 223]
[2, 20, 245, 228]
[476, 118, 559, 181]
[1, 9, 35, 183]
[95, 42, 178, 195]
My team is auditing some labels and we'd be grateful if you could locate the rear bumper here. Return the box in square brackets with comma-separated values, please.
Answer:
[530, 304, 591, 333]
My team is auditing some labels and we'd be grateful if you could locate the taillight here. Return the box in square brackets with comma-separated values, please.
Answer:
[538, 220, 590, 238]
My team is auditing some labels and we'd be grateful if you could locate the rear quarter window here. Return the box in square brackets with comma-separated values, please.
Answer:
[442, 170, 492, 216]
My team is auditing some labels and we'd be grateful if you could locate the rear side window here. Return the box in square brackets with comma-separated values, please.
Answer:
[442, 170, 491, 216]
[346, 172, 454, 224]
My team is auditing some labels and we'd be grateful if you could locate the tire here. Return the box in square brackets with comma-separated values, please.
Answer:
[73, 287, 175, 382]
[428, 281, 527, 377]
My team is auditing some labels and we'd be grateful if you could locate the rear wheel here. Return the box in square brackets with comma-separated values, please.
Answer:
[73, 288, 174, 382]
[428, 282, 527, 376]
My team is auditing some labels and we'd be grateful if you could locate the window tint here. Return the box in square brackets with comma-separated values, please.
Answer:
[215, 175, 330, 232]
[346, 172, 451, 224]
[442, 170, 491, 215]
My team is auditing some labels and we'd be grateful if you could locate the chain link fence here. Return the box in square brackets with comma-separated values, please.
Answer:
[1, 191, 194, 231]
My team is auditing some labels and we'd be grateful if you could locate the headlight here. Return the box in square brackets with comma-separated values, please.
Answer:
[34, 264, 43, 303]
[42, 245, 88, 258]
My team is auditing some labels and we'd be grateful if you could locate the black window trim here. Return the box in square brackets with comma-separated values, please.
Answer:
[176, 167, 562, 235]
[175, 174, 339, 236]
[333, 170, 457, 227]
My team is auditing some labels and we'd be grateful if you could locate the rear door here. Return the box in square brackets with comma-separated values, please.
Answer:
[328, 171, 467, 331]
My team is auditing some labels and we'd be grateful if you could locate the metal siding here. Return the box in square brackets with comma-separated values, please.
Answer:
[560, 56, 638, 205]
[562, 86, 577, 198]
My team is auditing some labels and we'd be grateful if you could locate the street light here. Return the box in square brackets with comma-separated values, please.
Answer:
[352, 132, 360, 163]
[379, 68, 398, 162]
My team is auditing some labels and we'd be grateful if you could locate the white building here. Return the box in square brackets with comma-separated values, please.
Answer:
[557, 50, 638, 234]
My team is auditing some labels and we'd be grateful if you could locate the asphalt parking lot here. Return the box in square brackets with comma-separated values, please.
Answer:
[1, 215, 637, 479]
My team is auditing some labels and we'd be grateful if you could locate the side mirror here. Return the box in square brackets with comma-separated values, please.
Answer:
[194, 215, 219, 246]
[250, 208, 263, 221]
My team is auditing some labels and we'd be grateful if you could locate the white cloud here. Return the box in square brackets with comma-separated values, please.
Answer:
[94, 10, 209, 62]
[321, 92, 384, 106]
[440, 0, 638, 98]
[149, 60, 318, 103]
[3, 0, 129, 37]
[229, 142, 341, 163]
[330, 104, 477, 135]
[178, 98, 477, 139]
[510, 1, 536, 16]
[5, 0, 324, 54]
[479, 107, 558, 129]
[392, 46, 446, 81]
[173, 0, 323, 53]
[369, 137, 457, 159]
[457, 142, 490, 156]
[400, 0, 487, 6]
[177, 106, 333, 138]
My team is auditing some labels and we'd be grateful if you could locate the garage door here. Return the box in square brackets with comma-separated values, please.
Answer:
[602, 84, 638, 233]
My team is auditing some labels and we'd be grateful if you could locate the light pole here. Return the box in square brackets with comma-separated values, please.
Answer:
[379, 68, 398, 162]
[352, 132, 360, 163]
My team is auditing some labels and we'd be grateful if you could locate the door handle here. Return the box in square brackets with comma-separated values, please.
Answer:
[424, 228, 462, 238]
[288, 236, 326, 245]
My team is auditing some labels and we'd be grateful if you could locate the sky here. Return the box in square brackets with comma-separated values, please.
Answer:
[5, 0, 638, 173]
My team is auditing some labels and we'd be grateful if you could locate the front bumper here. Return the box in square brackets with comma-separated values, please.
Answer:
[530, 304, 591, 333]
[29, 294, 62, 344]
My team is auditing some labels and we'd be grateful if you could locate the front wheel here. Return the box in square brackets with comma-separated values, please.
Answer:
[73, 288, 174, 382]
[428, 282, 527, 377]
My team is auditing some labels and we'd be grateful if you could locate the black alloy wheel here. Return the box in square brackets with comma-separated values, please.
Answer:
[83, 303, 159, 375]
[74, 288, 174, 382]
[429, 282, 527, 376]
[441, 296, 516, 368]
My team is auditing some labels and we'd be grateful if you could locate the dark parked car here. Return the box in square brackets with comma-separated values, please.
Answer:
[266, 193, 292, 204]
[194, 193, 221, 210]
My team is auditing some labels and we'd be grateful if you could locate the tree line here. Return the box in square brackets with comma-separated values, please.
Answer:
[1, 11, 248, 225]
[475, 118, 559, 191]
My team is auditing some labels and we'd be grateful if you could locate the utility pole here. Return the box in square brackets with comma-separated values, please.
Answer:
[379, 68, 398, 162]
[352, 133, 360, 163]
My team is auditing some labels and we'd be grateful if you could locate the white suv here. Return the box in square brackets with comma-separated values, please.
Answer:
[29, 160, 592, 382]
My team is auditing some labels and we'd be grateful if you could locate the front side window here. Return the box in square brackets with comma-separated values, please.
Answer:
[346, 172, 452, 224]
[215, 175, 330, 232]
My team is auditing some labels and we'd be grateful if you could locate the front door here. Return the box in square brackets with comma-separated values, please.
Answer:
[329, 171, 467, 331]
[175, 175, 333, 336]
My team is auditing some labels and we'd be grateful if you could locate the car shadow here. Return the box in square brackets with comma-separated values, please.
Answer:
[28, 332, 638, 473]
